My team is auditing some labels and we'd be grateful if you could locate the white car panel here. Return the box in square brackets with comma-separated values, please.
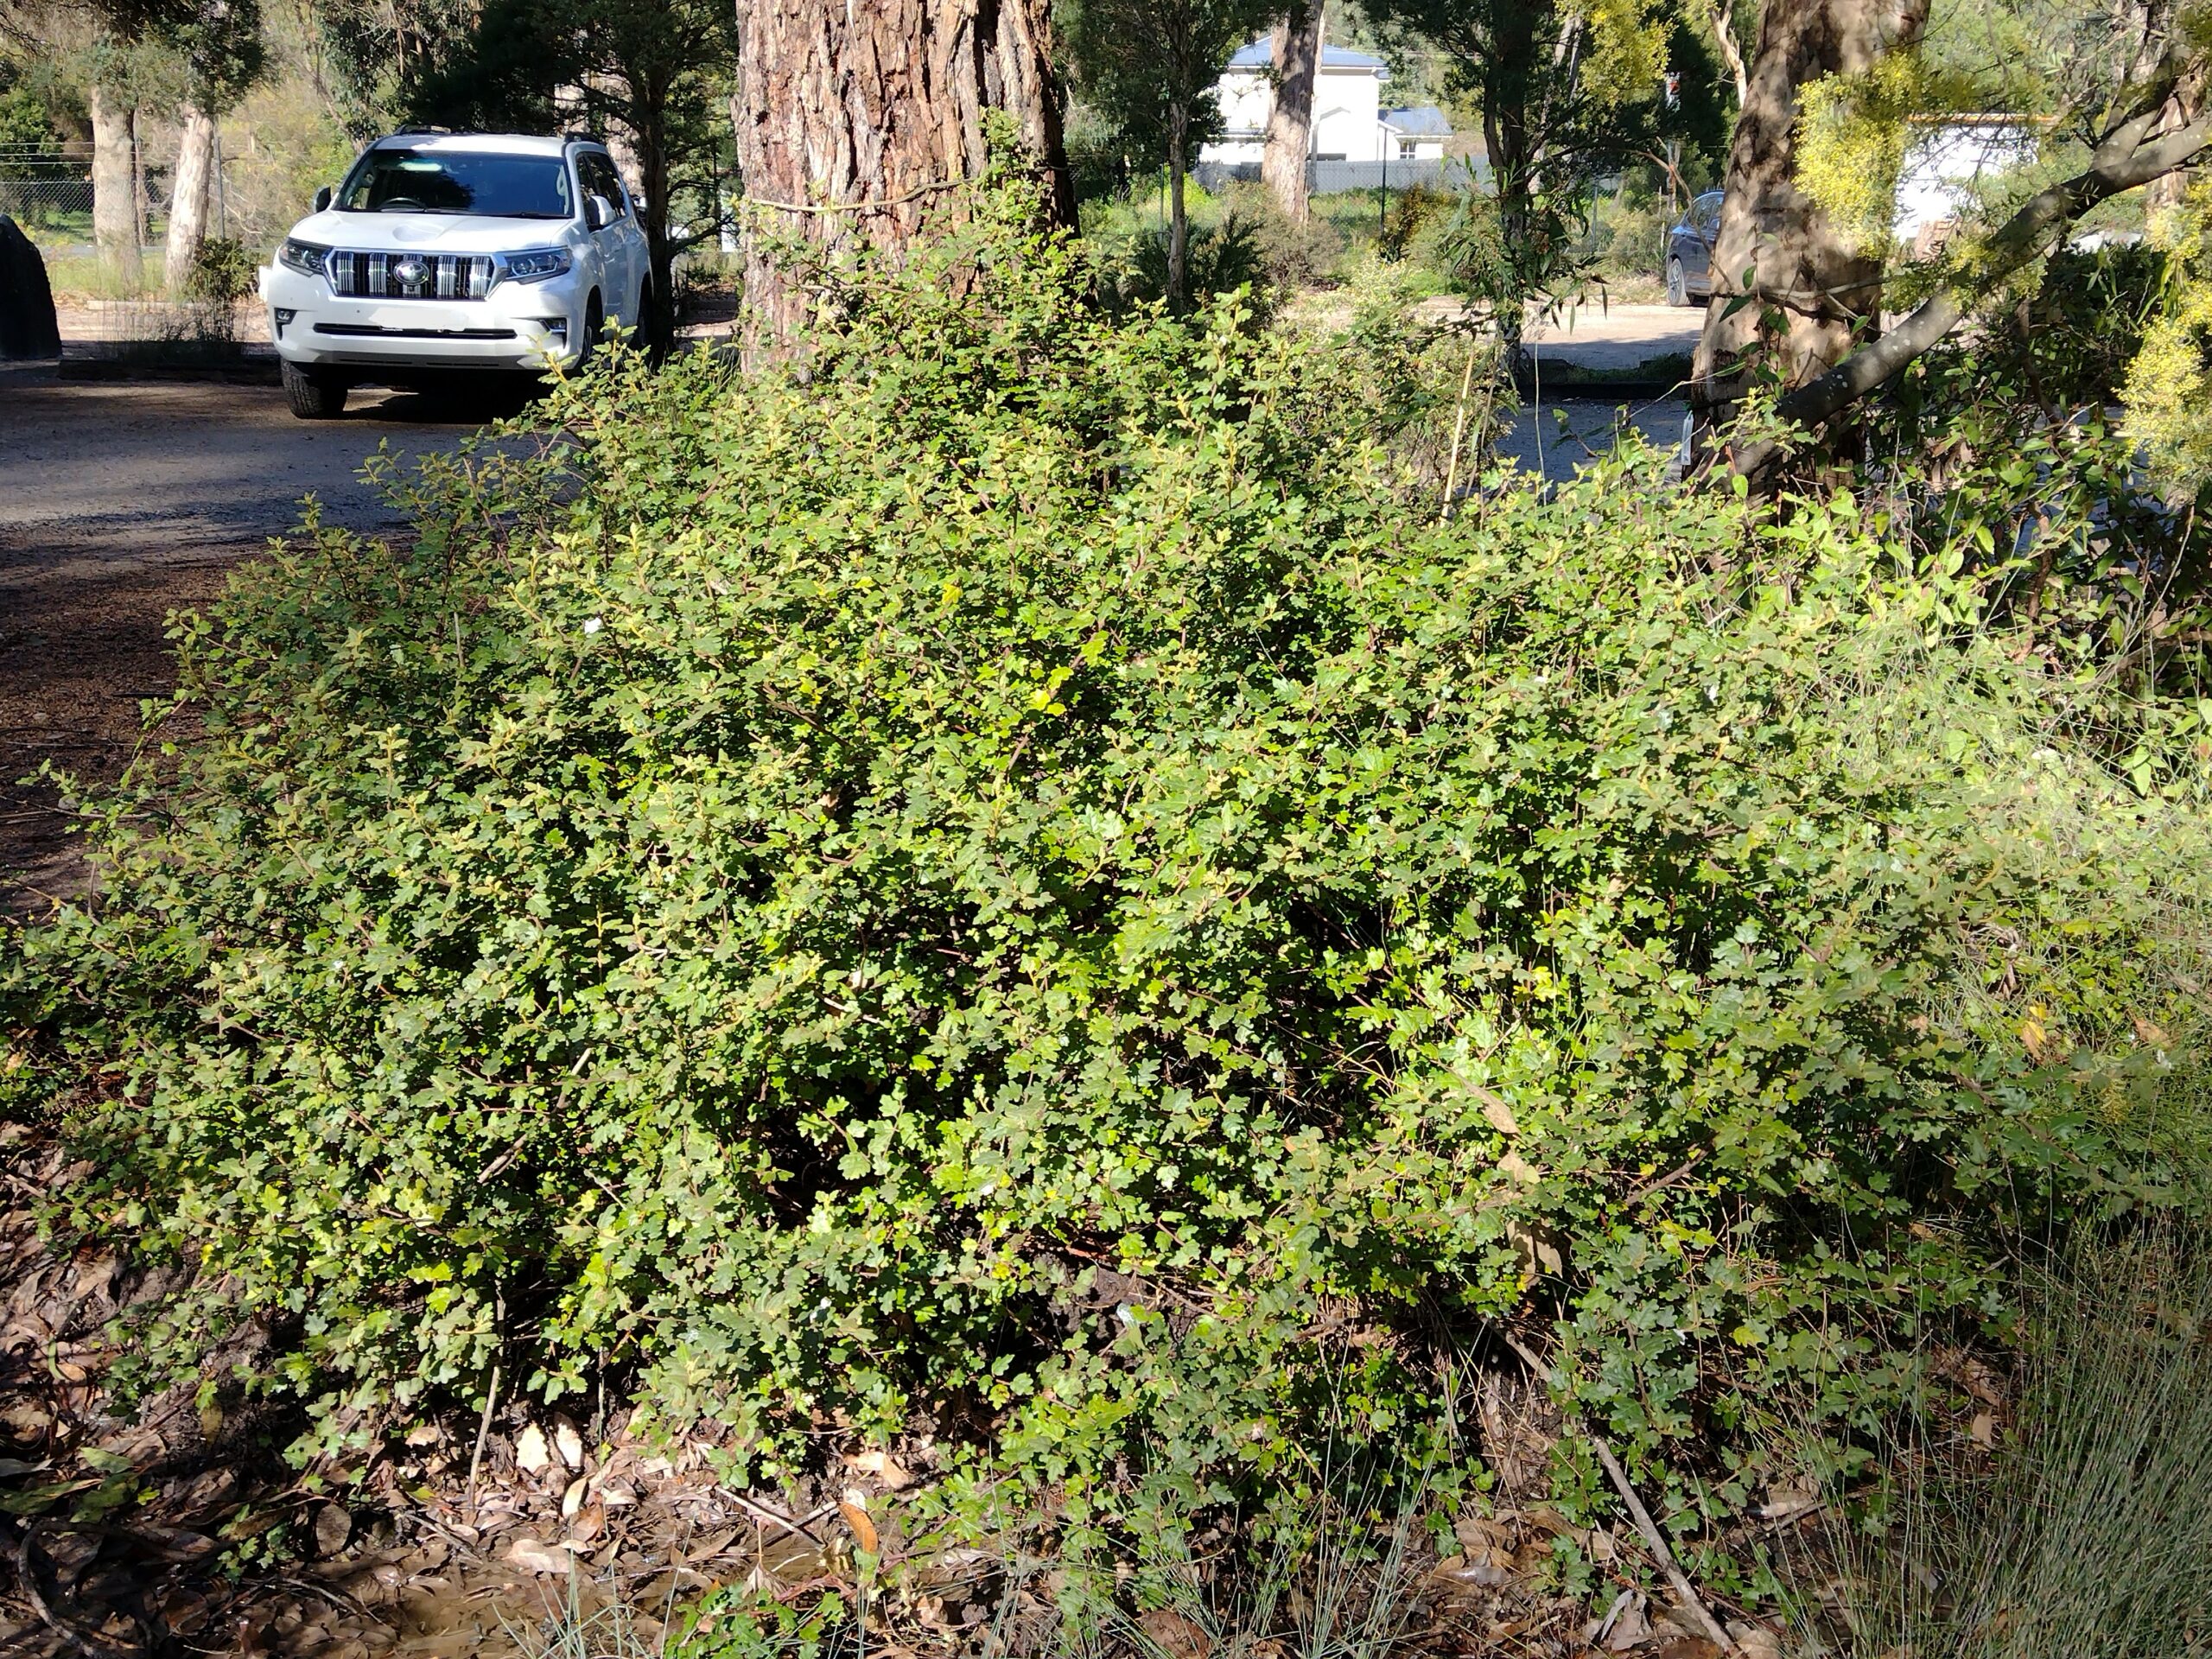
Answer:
[257, 131, 652, 382]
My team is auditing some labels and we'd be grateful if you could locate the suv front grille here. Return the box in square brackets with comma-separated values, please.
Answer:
[326, 251, 494, 300]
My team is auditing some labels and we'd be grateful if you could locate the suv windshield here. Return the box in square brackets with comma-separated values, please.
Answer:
[338, 149, 573, 219]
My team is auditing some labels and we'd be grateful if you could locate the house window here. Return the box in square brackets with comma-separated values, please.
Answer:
[1397, 139, 1417, 160]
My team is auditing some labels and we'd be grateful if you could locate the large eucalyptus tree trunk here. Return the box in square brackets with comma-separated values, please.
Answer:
[731, 0, 1076, 351]
[1262, 3, 1325, 224]
[1692, 0, 1929, 422]
[88, 83, 138, 287]
[163, 105, 219, 296]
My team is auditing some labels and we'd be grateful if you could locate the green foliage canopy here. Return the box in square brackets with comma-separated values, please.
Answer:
[5, 210, 2210, 1531]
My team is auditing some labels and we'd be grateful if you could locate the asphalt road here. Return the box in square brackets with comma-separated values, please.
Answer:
[0, 369, 499, 585]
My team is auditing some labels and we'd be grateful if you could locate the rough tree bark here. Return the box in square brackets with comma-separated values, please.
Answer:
[731, 0, 1076, 351]
[1691, 0, 1929, 421]
[88, 83, 137, 286]
[1262, 3, 1325, 224]
[163, 104, 219, 295]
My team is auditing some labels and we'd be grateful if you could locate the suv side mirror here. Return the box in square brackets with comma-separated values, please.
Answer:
[313, 185, 333, 213]
[585, 194, 613, 232]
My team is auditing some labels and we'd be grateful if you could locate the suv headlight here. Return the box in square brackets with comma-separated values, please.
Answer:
[501, 247, 573, 283]
[277, 238, 330, 279]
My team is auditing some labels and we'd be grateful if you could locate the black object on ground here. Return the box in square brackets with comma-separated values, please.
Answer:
[0, 216, 61, 360]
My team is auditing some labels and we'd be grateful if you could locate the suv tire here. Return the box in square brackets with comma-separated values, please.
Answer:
[1666, 257, 1691, 308]
[575, 291, 604, 371]
[282, 360, 349, 419]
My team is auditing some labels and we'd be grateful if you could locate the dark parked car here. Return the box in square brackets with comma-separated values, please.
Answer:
[1665, 189, 1724, 308]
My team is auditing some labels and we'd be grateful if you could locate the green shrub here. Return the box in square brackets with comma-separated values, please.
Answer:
[183, 236, 256, 306]
[1590, 200, 1665, 281]
[5, 207, 2210, 1542]
[1090, 208, 1270, 316]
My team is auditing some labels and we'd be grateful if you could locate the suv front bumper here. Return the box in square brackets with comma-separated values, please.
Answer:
[260, 263, 586, 375]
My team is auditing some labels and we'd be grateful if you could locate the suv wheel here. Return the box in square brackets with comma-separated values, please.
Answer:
[1666, 257, 1691, 308]
[576, 292, 604, 369]
[282, 360, 349, 419]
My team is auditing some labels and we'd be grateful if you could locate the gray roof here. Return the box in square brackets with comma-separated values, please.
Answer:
[1227, 38, 1389, 72]
[1382, 105, 1452, 136]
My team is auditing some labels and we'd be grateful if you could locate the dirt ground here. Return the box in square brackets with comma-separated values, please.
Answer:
[0, 364, 491, 915]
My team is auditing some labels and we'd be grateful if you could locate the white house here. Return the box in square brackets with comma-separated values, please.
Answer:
[1893, 116, 2043, 253]
[1201, 37, 1450, 167]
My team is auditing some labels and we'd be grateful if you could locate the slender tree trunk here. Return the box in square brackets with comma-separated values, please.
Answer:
[2146, 74, 2202, 213]
[89, 82, 137, 288]
[1167, 102, 1189, 311]
[1262, 3, 1325, 223]
[637, 95, 676, 355]
[1691, 0, 1929, 423]
[731, 0, 1076, 353]
[1706, 1, 1750, 105]
[1484, 100, 1532, 356]
[163, 104, 219, 295]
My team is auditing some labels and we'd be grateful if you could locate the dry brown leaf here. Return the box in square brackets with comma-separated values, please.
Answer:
[1452, 1513, 1513, 1552]
[1728, 1625, 1783, 1659]
[560, 1476, 589, 1520]
[552, 1418, 584, 1471]
[312, 1503, 353, 1557]
[1474, 1084, 1521, 1137]
[1601, 1593, 1651, 1652]
[838, 1498, 880, 1555]
[1506, 1217, 1565, 1276]
[846, 1448, 914, 1491]
[1432, 1550, 1511, 1589]
[1970, 1410, 1998, 1448]
[1649, 1642, 1722, 1659]
[506, 1535, 572, 1575]
[513, 1425, 552, 1475]
[404, 1424, 442, 1448]
[1136, 1608, 1211, 1659]
[568, 1498, 607, 1546]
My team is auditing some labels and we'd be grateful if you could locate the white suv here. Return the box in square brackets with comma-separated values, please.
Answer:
[259, 130, 652, 418]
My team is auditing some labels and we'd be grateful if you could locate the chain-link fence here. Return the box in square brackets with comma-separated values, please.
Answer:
[1189, 157, 1490, 195]
[0, 143, 95, 230]
[0, 141, 266, 359]
[0, 142, 199, 245]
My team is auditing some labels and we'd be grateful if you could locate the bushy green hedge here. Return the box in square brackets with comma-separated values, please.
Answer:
[6, 215, 2210, 1533]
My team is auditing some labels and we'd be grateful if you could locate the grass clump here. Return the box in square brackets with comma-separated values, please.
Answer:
[3, 197, 2210, 1552]
[1791, 1224, 2212, 1659]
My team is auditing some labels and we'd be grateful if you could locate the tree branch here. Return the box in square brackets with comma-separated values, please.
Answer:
[1726, 90, 2210, 476]
[1706, 1, 1749, 106]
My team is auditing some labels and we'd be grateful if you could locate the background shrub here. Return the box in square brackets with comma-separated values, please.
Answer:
[5, 214, 2209, 1540]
